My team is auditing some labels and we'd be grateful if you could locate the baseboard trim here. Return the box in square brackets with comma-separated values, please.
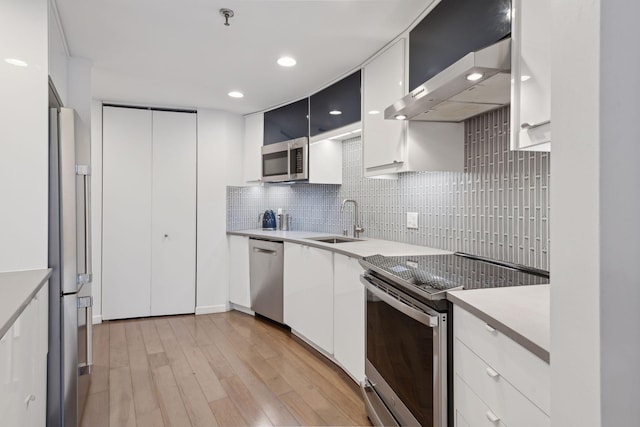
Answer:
[195, 304, 229, 315]
[92, 314, 103, 324]
[229, 303, 255, 316]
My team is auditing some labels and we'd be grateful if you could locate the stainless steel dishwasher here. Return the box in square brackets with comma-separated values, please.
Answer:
[249, 238, 284, 324]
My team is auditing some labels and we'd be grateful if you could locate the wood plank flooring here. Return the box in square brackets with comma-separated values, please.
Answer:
[81, 311, 371, 427]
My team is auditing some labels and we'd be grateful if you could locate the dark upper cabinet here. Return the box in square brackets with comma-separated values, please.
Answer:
[263, 98, 309, 145]
[309, 71, 361, 137]
[409, 0, 511, 91]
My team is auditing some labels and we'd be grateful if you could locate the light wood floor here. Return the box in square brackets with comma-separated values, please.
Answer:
[81, 310, 371, 427]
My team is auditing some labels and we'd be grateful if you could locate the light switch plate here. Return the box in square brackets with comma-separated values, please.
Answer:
[407, 212, 418, 229]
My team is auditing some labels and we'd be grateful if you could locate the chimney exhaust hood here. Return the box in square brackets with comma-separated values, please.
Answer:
[385, 38, 511, 122]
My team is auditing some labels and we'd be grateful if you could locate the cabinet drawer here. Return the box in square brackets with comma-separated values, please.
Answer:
[454, 306, 550, 414]
[455, 339, 549, 427]
[454, 375, 507, 427]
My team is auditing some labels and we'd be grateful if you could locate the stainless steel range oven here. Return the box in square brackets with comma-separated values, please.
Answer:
[359, 253, 550, 427]
[361, 273, 448, 427]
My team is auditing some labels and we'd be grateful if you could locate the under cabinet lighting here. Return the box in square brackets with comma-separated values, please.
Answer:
[395, 115, 407, 120]
[228, 91, 244, 98]
[466, 72, 483, 81]
[329, 110, 342, 115]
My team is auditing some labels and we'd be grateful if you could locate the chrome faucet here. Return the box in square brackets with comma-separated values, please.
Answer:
[341, 199, 365, 238]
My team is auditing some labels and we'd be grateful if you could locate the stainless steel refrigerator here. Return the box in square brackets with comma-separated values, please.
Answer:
[47, 91, 93, 427]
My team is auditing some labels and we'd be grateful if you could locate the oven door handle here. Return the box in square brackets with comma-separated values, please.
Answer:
[361, 276, 438, 328]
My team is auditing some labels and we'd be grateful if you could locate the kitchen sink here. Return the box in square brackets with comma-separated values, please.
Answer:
[307, 236, 363, 244]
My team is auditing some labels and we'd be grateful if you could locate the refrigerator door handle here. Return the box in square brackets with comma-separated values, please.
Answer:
[76, 165, 92, 285]
[78, 296, 92, 375]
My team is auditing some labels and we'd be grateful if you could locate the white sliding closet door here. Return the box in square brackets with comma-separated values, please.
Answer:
[150, 111, 196, 316]
[102, 106, 153, 319]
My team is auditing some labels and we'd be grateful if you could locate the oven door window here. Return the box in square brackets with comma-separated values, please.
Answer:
[263, 151, 288, 177]
[367, 289, 434, 426]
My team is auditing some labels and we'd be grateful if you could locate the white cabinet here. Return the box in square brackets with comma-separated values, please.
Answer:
[228, 235, 251, 309]
[510, 0, 551, 151]
[333, 253, 365, 383]
[243, 113, 263, 183]
[453, 305, 550, 427]
[283, 242, 334, 354]
[362, 38, 464, 178]
[102, 106, 197, 320]
[0, 284, 48, 427]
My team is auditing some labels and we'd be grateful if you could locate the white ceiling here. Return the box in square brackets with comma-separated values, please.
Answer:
[54, 0, 430, 115]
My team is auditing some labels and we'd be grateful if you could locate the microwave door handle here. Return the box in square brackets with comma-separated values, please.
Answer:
[361, 276, 438, 328]
[287, 143, 291, 179]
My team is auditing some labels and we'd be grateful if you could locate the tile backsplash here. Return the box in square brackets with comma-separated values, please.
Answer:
[227, 107, 550, 269]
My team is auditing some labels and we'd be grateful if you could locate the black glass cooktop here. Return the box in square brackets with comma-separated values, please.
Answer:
[360, 253, 549, 299]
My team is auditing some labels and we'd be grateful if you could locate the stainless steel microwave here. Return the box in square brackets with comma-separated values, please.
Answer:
[261, 137, 309, 183]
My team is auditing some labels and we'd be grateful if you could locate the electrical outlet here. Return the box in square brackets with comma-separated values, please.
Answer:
[407, 212, 418, 229]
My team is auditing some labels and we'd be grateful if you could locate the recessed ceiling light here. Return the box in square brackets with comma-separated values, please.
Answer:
[395, 115, 407, 120]
[466, 72, 483, 81]
[368, 110, 380, 115]
[277, 56, 297, 67]
[329, 110, 342, 115]
[228, 91, 244, 98]
[4, 58, 28, 67]
[521, 75, 531, 82]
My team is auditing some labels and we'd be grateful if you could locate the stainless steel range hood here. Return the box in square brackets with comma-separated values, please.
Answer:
[385, 38, 511, 122]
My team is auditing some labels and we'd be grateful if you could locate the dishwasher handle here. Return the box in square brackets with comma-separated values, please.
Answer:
[253, 247, 278, 255]
[361, 275, 438, 328]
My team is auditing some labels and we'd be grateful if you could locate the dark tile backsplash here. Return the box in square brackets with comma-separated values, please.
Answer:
[227, 107, 550, 269]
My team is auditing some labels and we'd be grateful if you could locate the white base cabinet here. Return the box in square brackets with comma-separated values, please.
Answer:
[333, 253, 365, 382]
[283, 242, 334, 354]
[281, 243, 366, 383]
[453, 305, 549, 427]
[0, 285, 48, 427]
[228, 235, 251, 309]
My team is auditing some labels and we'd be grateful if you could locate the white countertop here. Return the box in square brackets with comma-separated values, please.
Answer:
[229, 229, 549, 362]
[448, 285, 550, 362]
[227, 229, 452, 258]
[0, 269, 52, 339]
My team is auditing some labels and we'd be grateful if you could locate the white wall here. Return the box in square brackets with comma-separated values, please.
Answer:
[0, 0, 49, 272]
[599, 0, 640, 424]
[551, 0, 640, 425]
[195, 109, 244, 314]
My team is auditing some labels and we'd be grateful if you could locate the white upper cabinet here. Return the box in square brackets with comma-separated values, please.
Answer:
[243, 113, 263, 183]
[363, 39, 406, 176]
[510, 0, 551, 151]
[362, 38, 464, 178]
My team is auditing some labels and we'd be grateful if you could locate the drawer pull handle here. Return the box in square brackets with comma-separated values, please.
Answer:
[485, 323, 496, 333]
[486, 367, 500, 378]
[486, 410, 500, 423]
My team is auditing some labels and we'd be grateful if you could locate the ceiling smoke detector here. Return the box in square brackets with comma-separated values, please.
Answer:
[219, 8, 234, 26]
